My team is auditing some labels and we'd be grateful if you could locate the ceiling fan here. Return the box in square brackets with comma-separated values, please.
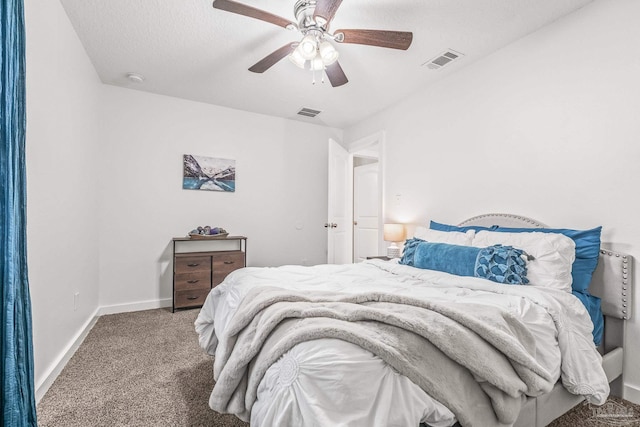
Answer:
[212, 0, 413, 87]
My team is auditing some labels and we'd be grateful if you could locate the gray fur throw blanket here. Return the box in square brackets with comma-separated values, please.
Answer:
[210, 286, 555, 427]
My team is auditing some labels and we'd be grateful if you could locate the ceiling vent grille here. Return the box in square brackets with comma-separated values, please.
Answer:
[423, 50, 464, 70]
[297, 107, 322, 118]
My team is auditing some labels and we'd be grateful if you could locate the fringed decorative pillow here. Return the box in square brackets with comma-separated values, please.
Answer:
[400, 239, 530, 285]
[475, 244, 529, 285]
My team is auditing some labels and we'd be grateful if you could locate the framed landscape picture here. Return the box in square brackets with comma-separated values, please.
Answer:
[183, 154, 236, 192]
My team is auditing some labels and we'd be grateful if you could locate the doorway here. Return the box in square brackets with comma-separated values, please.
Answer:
[353, 157, 379, 262]
[326, 132, 385, 264]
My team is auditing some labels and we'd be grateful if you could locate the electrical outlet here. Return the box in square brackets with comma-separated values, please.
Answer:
[74, 292, 80, 311]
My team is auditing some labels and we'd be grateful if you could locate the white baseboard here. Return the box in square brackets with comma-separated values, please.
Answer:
[35, 307, 100, 403]
[97, 298, 172, 316]
[35, 297, 172, 403]
[625, 383, 640, 404]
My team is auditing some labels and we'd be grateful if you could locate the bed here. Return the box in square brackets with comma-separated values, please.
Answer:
[195, 213, 633, 427]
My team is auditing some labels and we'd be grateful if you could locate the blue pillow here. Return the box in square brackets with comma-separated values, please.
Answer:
[400, 239, 529, 285]
[572, 291, 604, 346]
[476, 245, 529, 285]
[400, 238, 478, 274]
[429, 221, 602, 293]
[430, 220, 603, 344]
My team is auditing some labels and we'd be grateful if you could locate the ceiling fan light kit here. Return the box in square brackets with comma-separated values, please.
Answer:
[212, 0, 413, 87]
[288, 34, 340, 73]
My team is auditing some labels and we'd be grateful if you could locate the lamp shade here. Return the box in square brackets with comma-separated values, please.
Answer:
[383, 224, 406, 242]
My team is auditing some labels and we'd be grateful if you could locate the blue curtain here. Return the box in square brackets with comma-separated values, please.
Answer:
[1, 0, 38, 425]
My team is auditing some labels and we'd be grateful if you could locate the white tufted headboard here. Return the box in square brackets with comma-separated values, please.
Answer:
[459, 213, 548, 229]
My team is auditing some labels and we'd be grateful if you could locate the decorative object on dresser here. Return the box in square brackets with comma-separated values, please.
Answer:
[172, 235, 247, 312]
[189, 225, 228, 238]
[383, 223, 406, 258]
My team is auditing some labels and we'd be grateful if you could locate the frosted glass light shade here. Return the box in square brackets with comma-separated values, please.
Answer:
[310, 55, 325, 71]
[289, 47, 306, 69]
[299, 35, 318, 60]
[319, 41, 339, 65]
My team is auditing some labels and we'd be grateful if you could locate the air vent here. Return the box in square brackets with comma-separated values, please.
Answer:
[297, 107, 322, 118]
[423, 50, 464, 70]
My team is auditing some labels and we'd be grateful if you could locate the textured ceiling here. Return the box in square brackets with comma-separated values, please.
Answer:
[59, 0, 593, 129]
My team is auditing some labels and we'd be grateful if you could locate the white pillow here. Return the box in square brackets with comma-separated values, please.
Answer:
[472, 230, 576, 292]
[413, 227, 475, 246]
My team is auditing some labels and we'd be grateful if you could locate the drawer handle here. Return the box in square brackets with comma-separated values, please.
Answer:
[224, 261, 234, 265]
[187, 280, 199, 284]
[186, 296, 199, 300]
[187, 263, 200, 267]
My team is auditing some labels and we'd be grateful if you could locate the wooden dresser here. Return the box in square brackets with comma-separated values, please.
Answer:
[172, 236, 247, 312]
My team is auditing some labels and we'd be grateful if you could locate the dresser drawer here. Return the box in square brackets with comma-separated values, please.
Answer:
[174, 288, 209, 309]
[174, 270, 211, 291]
[171, 236, 247, 312]
[212, 251, 245, 285]
[175, 256, 211, 273]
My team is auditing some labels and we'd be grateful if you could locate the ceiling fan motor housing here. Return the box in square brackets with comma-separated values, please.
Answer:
[294, 0, 326, 31]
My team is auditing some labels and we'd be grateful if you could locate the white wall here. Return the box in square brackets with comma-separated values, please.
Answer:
[98, 86, 340, 309]
[25, 0, 102, 397]
[25, 0, 340, 399]
[344, 0, 640, 401]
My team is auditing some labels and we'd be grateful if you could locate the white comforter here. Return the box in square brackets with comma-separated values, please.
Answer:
[195, 260, 608, 427]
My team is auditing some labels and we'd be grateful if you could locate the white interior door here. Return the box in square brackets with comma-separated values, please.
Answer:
[327, 139, 352, 264]
[353, 162, 379, 262]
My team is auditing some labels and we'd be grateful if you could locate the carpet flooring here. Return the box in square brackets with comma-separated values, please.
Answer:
[37, 308, 640, 426]
[37, 308, 247, 427]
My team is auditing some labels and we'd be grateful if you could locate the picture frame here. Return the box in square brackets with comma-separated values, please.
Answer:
[183, 154, 235, 192]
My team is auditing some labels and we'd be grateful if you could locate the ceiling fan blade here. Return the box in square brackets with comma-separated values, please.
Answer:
[334, 29, 413, 50]
[325, 61, 348, 87]
[313, 0, 343, 26]
[213, 0, 296, 29]
[249, 43, 297, 73]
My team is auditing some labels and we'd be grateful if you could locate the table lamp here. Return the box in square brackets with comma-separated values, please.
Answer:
[383, 223, 406, 258]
